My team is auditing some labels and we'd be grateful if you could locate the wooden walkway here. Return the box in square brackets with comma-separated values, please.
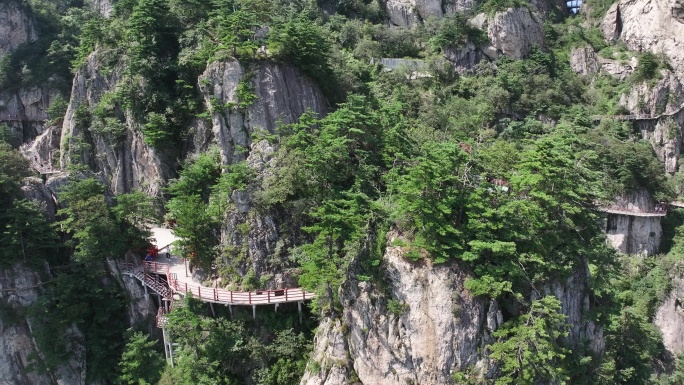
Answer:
[119, 261, 315, 306]
[1, 115, 47, 122]
[591, 102, 684, 122]
[599, 207, 667, 217]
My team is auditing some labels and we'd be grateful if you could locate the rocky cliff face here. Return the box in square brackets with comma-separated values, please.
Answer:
[106, 257, 158, 332]
[385, 0, 478, 27]
[198, 60, 327, 287]
[0, 2, 61, 147]
[601, 0, 684, 73]
[0, 0, 36, 55]
[301, 232, 602, 385]
[467, 7, 545, 61]
[604, 189, 663, 256]
[59, 51, 168, 196]
[655, 272, 684, 361]
[0, 264, 86, 385]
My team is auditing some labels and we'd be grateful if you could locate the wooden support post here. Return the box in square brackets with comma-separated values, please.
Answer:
[298, 301, 303, 325]
[157, 293, 161, 307]
[209, 302, 216, 318]
[168, 334, 175, 368]
[275, 303, 279, 313]
[252, 305, 256, 320]
[162, 327, 170, 362]
[228, 304, 233, 319]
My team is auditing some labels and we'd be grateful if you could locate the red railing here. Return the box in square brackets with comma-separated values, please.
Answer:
[118, 261, 315, 305]
[156, 307, 167, 327]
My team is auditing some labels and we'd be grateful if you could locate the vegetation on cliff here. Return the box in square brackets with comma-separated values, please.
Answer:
[5, 0, 684, 383]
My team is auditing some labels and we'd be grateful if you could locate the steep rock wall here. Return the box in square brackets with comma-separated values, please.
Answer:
[604, 189, 663, 256]
[601, 0, 684, 73]
[198, 60, 327, 287]
[655, 272, 684, 360]
[0, 264, 85, 385]
[106, 257, 158, 333]
[0, 0, 36, 55]
[0, 2, 60, 147]
[59, 51, 168, 196]
[469, 7, 545, 60]
[301, 232, 602, 385]
[617, 73, 684, 174]
[385, 0, 479, 27]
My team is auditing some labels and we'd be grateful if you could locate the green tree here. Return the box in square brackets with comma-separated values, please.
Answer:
[298, 192, 371, 314]
[390, 141, 471, 262]
[56, 178, 124, 262]
[0, 199, 59, 265]
[488, 296, 570, 385]
[118, 330, 165, 385]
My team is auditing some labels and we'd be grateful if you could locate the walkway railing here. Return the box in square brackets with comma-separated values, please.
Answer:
[599, 206, 668, 217]
[118, 261, 315, 306]
[592, 102, 684, 122]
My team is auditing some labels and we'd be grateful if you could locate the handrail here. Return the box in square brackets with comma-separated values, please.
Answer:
[591, 102, 684, 122]
[599, 206, 668, 217]
[118, 261, 315, 305]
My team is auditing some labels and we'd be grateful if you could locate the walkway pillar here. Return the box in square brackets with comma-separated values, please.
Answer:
[163, 328, 169, 360]
[298, 301, 303, 325]
[209, 302, 216, 318]
[228, 304, 233, 319]
[252, 305, 256, 320]
[168, 333, 175, 368]
[274, 303, 279, 313]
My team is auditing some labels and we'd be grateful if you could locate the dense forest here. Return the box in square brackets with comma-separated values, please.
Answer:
[4, 0, 684, 383]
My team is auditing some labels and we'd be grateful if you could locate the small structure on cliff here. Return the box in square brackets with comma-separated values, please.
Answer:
[599, 190, 665, 256]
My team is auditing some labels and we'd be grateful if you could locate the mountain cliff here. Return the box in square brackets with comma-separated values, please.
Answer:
[4, 0, 684, 383]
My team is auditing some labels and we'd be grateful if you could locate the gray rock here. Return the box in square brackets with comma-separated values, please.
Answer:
[20, 125, 61, 174]
[600, 0, 684, 73]
[20, 177, 57, 221]
[59, 51, 168, 196]
[655, 271, 684, 358]
[617, 73, 684, 174]
[605, 189, 663, 255]
[106, 257, 157, 331]
[443, 42, 495, 72]
[302, 231, 602, 385]
[0, 1, 36, 55]
[198, 59, 326, 289]
[600, 2, 621, 43]
[86, 0, 113, 17]
[570, 45, 600, 75]
[0, 87, 61, 146]
[0, 264, 85, 385]
[385, 0, 478, 27]
[486, 7, 545, 59]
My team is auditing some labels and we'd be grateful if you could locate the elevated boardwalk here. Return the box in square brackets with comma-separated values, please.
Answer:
[591, 102, 684, 123]
[598, 206, 667, 217]
[119, 261, 315, 305]
[1, 115, 47, 122]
